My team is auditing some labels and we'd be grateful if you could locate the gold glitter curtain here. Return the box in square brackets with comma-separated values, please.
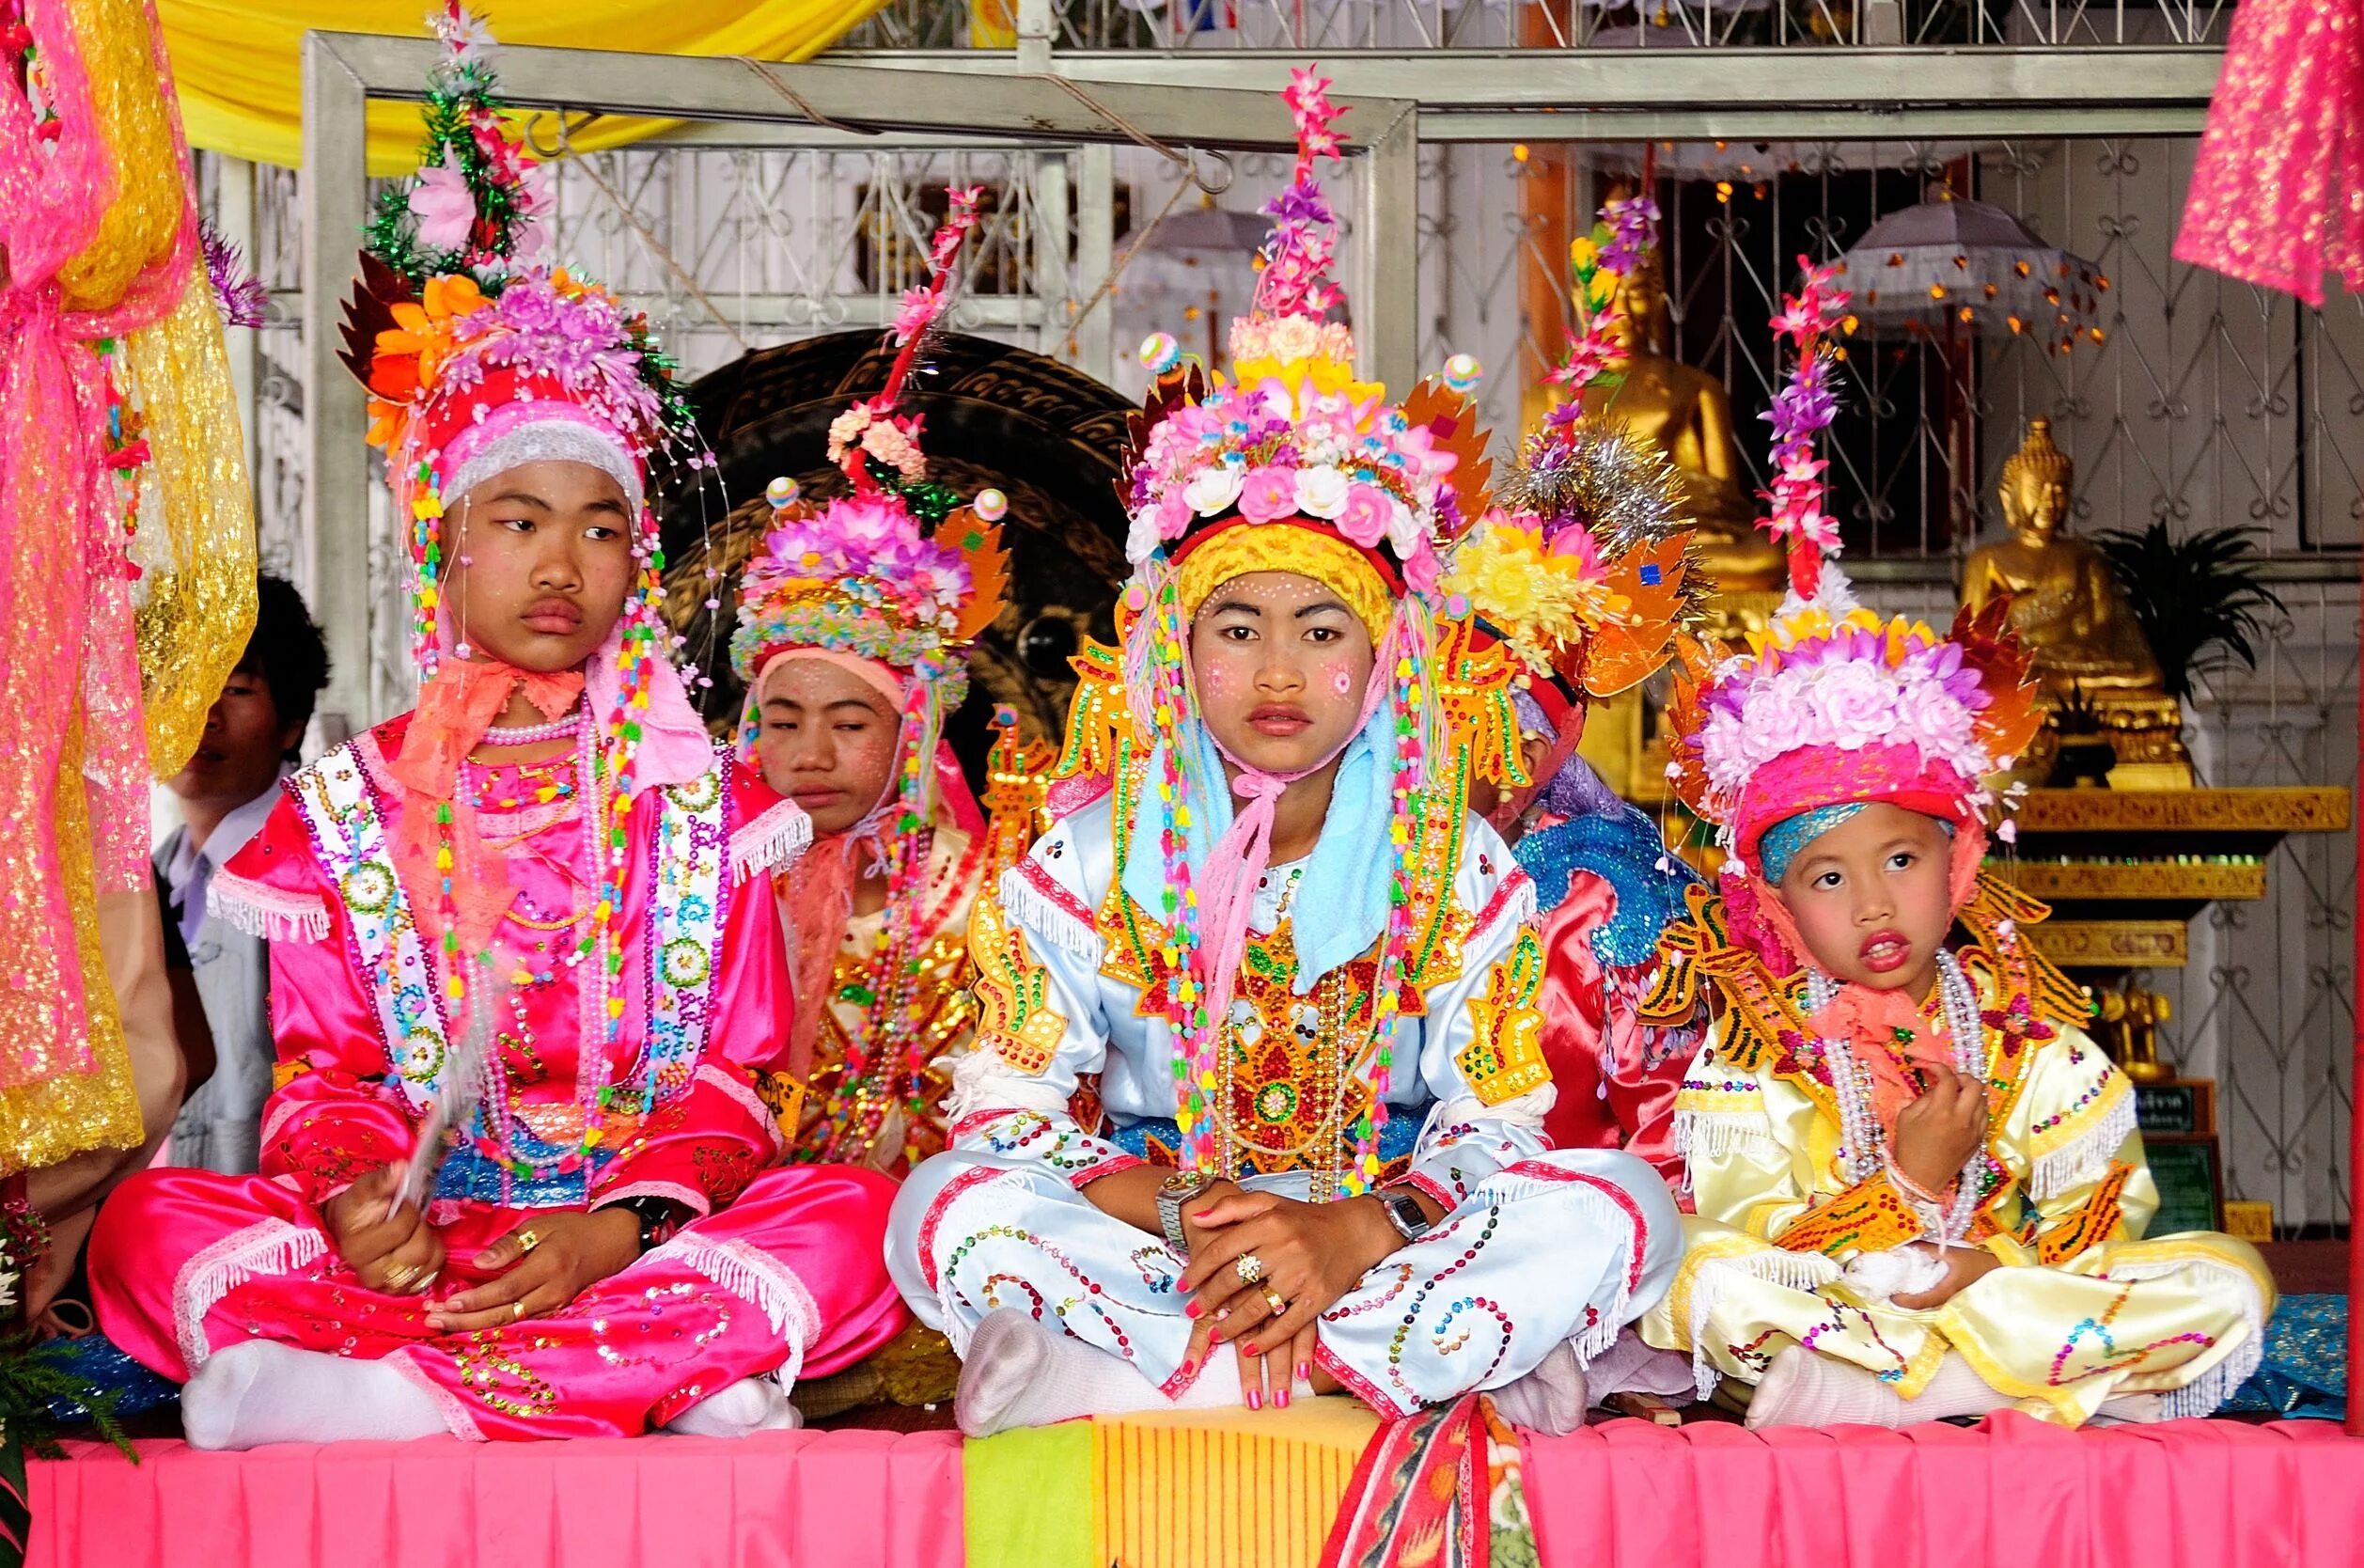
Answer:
[127, 274, 261, 780]
[56, 0, 182, 311]
[0, 721, 143, 1174]
[0, 0, 257, 1174]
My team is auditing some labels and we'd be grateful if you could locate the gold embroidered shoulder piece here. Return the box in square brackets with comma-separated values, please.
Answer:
[1054, 638, 1136, 782]
[1642, 882, 1815, 1074]
[981, 722, 1060, 881]
[969, 893, 1068, 1075]
[1458, 927, 1552, 1105]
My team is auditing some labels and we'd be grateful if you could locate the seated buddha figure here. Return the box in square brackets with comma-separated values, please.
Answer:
[1960, 419, 2165, 697]
[1579, 254, 1785, 595]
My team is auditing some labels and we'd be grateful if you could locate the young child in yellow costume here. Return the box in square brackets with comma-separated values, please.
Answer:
[1636, 264, 2272, 1429]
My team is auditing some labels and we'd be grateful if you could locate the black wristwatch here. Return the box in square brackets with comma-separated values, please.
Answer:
[610, 1196, 687, 1254]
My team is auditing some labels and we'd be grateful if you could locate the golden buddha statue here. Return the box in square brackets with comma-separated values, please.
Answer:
[1579, 254, 1786, 600]
[1961, 419, 2190, 787]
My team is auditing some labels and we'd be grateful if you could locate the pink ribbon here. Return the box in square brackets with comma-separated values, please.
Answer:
[1186, 607, 1409, 1032]
[1188, 763, 1316, 1037]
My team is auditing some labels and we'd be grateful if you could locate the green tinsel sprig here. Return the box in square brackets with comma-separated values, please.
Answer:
[366, 61, 533, 291]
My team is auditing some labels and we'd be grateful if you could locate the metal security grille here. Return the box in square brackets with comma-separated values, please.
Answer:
[845, 0, 2237, 51]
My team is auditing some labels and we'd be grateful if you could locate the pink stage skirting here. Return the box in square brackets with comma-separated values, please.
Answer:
[28, 1415, 2364, 1568]
[29, 1431, 964, 1568]
[1525, 1414, 2364, 1568]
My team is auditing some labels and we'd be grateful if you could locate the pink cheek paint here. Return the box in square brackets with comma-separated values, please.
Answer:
[1328, 666, 1354, 698]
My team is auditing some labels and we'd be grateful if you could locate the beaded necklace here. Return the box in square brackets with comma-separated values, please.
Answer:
[433, 713, 636, 1184]
[1804, 949, 1992, 1245]
[807, 678, 949, 1165]
[1129, 572, 1434, 1194]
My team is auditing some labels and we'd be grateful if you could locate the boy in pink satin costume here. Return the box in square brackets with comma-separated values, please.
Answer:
[86, 13, 902, 1449]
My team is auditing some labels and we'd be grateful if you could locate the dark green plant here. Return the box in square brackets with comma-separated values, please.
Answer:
[0, 1335, 135, 1568]
[2091, 522, 2286, 701]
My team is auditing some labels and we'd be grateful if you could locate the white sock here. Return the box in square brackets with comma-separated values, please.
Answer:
[181, 1341, 446, 1450]
[954, 1309, 1247, 1437]
[1898, 1354, 2012, 1423]
[1745, 1346, 1903, 1429]
[1489, 1343, 1589, 1436]
[666, 1375, 804, 1437]
[2091, 1390, 2166, 1425]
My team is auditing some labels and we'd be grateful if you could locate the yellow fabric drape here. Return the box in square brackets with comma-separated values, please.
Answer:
[155, 0, 892, 173]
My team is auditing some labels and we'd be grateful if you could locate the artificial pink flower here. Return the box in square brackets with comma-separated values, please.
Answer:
[1336, 483, 1393, 548]
[1808, 662, 1893, 749]
[1156, 491, 1193, 539]
[1401, 548, 1440, 595]
[1237, 466, 1299, 524]
[893, 286, 936, 344]
[410, 152, 477, 253]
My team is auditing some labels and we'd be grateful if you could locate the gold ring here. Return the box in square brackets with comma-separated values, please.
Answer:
[1260, 1285, 1289, 1318]
[383, 1262, 417, 1291]
[514, 1229, 542, 1255]
[510, 1301, 528, 1323]
[1234, 1252, 1265, 1286]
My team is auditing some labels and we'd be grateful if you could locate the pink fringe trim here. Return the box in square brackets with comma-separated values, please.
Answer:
[730, 797, 813, 881]
[172, 1218, 325, 1374]
[206, 869, 330, 943]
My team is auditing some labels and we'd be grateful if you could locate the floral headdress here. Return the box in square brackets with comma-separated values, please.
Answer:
[728, 191, 1008, 1164]
[337, 3, 708, 689]
[728, 190, 1007, 729]
[1664, 259, 2042, 885]
[1100, 68, 1501, 1187]
[1442, 196, 1705, 787]
[331, 6, 722, 1162]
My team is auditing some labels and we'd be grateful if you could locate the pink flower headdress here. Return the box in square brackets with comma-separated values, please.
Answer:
[1663, 259, 2043, 900]
[728, 191, 1007, 1163]
[330, 5, 722, 1127]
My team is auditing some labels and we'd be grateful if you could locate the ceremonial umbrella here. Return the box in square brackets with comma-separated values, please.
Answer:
[1833, 194, 2107, 350]
[1827, 195, 2107, 541]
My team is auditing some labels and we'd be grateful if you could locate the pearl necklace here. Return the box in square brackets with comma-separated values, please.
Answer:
[1804, 949, 1991, 1245]
[482, 709, 585, 746]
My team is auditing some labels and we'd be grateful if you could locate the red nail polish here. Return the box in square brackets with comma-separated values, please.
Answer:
[1185, 1301, 1201, 1319]
[1296, 1361, 1311, 1383]
[1243, 1343, 1260, 1356]
[1180, 1358, 1198, 1377]
[1276, 1389, 1291, 1409]
[1247, 1390, 1261, 1411]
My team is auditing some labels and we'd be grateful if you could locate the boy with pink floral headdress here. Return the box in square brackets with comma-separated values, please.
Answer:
[86, 10, 905, 1449]
[728, 190, 1009, 1174]
[1634, 262, 2271, 1429]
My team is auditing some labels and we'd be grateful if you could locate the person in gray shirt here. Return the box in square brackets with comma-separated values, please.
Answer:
[154, 574, 329, 1174]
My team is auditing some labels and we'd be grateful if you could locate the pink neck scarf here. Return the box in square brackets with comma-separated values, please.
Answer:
[1187, 614, 1403, 1035]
